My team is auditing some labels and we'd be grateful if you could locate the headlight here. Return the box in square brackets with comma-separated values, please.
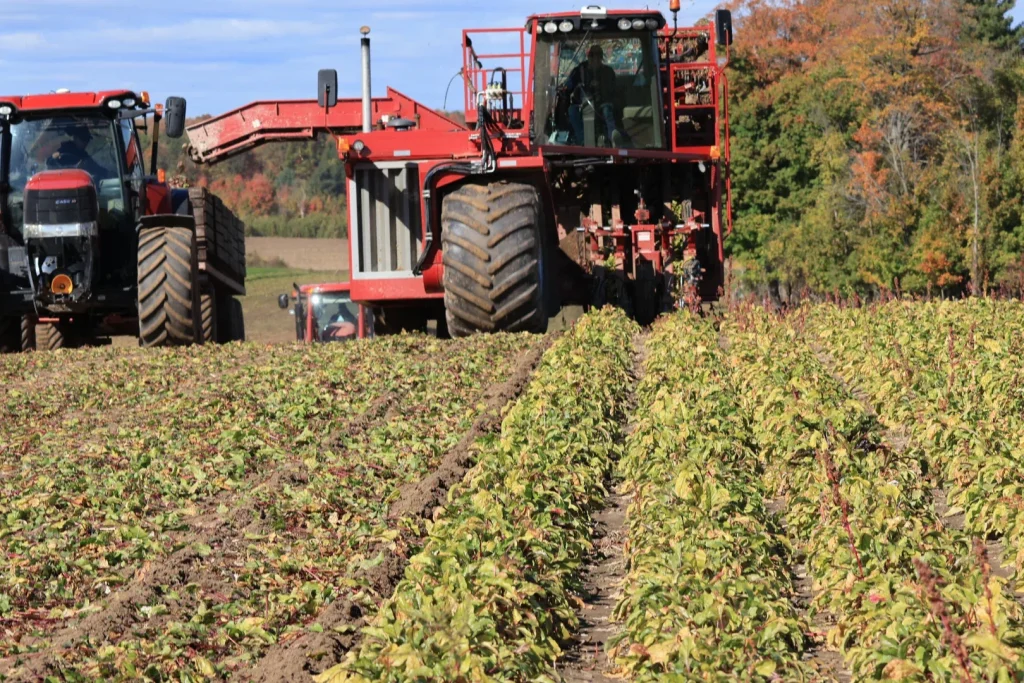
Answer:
[106, 99, 121, 109]
[632, 19, 646, 30]
[544, 21, 558, 34]
[352, 140, 366, 153]
[0, 105, 12, 116]
[123, 97, 136, 107]
[617, 18, 632, 31]
[559, 20, 574, 32]
[646, 19, 660, 30]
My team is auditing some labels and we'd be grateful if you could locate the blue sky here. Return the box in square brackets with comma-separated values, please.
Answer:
[1, 1, 1021, 118]
[1, 1, 725, 117]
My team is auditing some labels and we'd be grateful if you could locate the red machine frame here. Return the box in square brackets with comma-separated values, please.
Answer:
[186, 6, 733, 316]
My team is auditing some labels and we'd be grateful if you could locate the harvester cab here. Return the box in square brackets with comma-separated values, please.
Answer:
[184, 2, 734, 337]
[279, 282, 374, 343]
[0, 90, 247, 351]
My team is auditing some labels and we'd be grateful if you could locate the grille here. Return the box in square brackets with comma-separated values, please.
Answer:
[350, 164, 422, 277]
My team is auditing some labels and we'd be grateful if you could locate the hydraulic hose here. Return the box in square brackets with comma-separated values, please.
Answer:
[413, 100, 496, 276]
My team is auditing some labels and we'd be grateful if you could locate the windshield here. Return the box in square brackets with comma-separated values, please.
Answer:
[2, 115, 125, 235]
[534, 33, 663, 150]
[310, 291, 361, 341]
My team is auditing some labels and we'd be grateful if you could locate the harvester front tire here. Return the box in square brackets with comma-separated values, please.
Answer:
[441, 182, 545, 337]
[138, 226, 200, 348]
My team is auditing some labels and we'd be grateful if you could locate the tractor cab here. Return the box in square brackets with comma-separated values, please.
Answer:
[529, 9, 666, 149]
[0, 91, 186, 312]
[279, 282, 373, 343]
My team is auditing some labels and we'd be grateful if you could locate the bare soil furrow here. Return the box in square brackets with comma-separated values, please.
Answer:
[557, 486, 630, 683]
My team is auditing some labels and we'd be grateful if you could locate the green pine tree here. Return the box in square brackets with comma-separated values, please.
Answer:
[965, 0, 1022, 51]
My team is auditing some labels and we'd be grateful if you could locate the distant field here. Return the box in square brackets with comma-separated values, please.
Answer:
[243, 266, 348, 344]
[246, 236, 348, 271]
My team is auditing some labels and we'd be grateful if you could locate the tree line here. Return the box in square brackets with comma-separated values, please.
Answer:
[727, 0, 1024, 299]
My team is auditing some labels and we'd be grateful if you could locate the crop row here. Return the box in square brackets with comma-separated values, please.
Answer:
[1, 333, 537, 680]
[317, 309, 637, 682]
[805, 300, 1024, 576]
[724, 307, 1024, 681]
[610, 313, 817, 680]
[1, 338, 422, 651]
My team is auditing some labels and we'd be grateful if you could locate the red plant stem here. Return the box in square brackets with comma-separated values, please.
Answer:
[914, 558, 975, 683]
[818, 448, 865, 579]
[972, 539, 998, 637]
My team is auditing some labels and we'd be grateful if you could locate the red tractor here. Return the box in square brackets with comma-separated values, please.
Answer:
[0, 90, 246, 351]
[278, 282, 374, 342]
[186, 3, 733, 336]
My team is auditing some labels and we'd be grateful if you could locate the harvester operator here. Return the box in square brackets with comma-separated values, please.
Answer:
[566, 45, 630, 148]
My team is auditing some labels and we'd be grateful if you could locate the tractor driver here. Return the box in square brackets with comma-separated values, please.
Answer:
[566, 45, 630, 148]
[49, 125, 113, 180]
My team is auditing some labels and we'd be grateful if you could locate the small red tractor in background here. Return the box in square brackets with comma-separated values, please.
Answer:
[186, 3, 733, 336]
[0, 89, 246, 351]
[278, 281, 374, 342]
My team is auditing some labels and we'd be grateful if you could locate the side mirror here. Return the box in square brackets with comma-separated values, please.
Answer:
[318, 69, 338, 108]
[164, 96, 187, 139]
[715, 10, 733, 47]
[278, 293, 290, 309]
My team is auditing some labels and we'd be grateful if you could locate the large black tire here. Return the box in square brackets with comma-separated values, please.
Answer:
[214, 292, 245, 343]
[228, 298, 245, 342]
[0, 317, 20, 353]
[200, 291, 216, 344]
[633, 265, 660, 327]
[21, 316, 35, 352]
[372, 306, 428, 336]
[37, 322, 68, 351]
[138, 226, 200, 347]
[441, 181, 545, 337]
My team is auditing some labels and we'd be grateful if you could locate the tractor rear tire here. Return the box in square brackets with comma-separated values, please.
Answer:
[441, 181, 545, 337]
[200, 291, 216, 344]
[138, 226, 200, 348]
[0, 316, 20, 353]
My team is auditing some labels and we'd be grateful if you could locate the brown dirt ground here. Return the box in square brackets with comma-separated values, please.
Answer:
[557, 485, 631, 682]
[246, 237, 349, 272]
[244, 336, 557, 683]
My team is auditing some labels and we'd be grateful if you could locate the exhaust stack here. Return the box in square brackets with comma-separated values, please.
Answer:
[360, 26, 372, 133]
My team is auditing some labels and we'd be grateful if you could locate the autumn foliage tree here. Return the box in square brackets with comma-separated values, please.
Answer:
[144, 126, 349, 239]
[727, 0, 1024, 298]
